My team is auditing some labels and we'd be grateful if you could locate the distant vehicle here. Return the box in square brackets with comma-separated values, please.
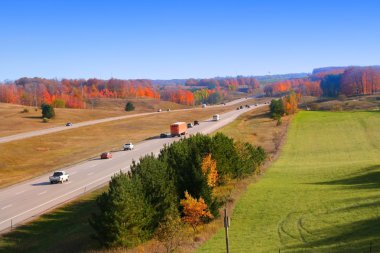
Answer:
[239, 105, 243, 109]
[170, 122, 187, 137]
[65, 122, 73, 126]
[49, 171, 69, 184]
[187, 123, 194, 128]
[245, 104, 250, 108]
[100, 152, 112, 159]
[194, 120, 199, 125]
[160, 133, 171, 138]
[167, 108, 171, 111]
[255, 104, 258, 106]
[157, 109, 162, 112]
[123, 143, 134, 151]
[202, 104, 207, 108]
[213, 114, 220, 121]
[236, 107, 240, 110]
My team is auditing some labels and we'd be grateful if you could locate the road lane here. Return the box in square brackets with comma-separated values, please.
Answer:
[0, 104, 266, 233]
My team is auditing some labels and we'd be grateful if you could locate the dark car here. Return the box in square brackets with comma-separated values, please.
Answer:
[160, 133, 171, 138]
[100, 152, 112, 159]
[187, 123, 194, 128]
[194, 120, 199, 125]
[65, 122, 73, 126]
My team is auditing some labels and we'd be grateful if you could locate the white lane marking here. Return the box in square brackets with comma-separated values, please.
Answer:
[87, 172, 94, 176]
[38, 191, 47, 196]
[1, 204, 12, 210]
[15, 190, 26, 195]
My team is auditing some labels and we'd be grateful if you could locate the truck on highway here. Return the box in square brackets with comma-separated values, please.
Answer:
[213, 114, 220, 121]
[170, 122, 187, 137]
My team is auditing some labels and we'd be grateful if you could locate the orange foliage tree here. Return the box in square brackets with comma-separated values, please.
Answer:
[283, 92, 300, 115]
[201, 154, 218, 188]
[180, 191, 213, 231]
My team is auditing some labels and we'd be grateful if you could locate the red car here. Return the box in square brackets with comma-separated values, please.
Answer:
[100, 152, 112, 159]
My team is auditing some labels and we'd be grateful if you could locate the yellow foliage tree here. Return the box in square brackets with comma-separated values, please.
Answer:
[180, 191, 213, 231]
[201, 153, 218, 187]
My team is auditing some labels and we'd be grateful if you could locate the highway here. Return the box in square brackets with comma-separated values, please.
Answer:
[0, 103, 265, 233]
[0, 97, 251, 144]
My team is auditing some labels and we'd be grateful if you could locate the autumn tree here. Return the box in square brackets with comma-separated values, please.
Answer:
[156, 215, 185, 253]
[201, 154, 218, 187]
[180, 191, 213, 231]
[283, 92, 299, 115]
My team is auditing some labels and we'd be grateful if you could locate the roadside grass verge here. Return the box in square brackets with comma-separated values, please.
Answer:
[198, 111, 380, 252]
[0, 104, 278, 253]
[0, 187, 106, 253]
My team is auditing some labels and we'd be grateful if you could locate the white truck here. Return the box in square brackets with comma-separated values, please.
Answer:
[213, 114, 220, 121]
[49, 171, 69, 184]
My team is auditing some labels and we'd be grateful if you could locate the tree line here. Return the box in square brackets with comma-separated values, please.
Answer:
[0, 76, 260, 108]
[90, 133, 266, 249]
[264, 66, 380, 98]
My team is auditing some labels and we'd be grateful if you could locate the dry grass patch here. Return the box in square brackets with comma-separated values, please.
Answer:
[0, 99, 190, 137]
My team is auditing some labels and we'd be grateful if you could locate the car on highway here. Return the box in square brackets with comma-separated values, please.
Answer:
[160, 132, 171, 138]
[187, 123, 194, 128]
[123, 143, 134, 150]
[167, 108, 171, 111]
[100, 152, 112, 159]
[65, 122, 73, 126]
[157, 109, 162, 112]
[194, 120, 199, 125]
[49, 171, 69, 184]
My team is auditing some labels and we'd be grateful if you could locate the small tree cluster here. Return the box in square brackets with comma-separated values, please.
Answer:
[90, 133, 266, 248]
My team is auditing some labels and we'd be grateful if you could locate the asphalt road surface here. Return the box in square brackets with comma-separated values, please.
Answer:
[0, 103, 266, 233]
[0, 97, 253, 144]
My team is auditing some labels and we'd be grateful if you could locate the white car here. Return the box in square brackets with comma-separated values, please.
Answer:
[49, 171, 69, 184]
[123, 143, 134, 151]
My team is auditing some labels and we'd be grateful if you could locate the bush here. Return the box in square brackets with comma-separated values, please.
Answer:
[125, 101, 135, 111]
[337, 94, 347, 101]
[20, 108, 29, 113]
[52, 99, 66, 108]
[270, 99, 284, 119]
[41, 103, 55, 119]
[42, 117, 49, 123]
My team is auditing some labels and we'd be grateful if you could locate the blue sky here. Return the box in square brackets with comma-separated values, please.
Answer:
[0, 0, 379, 80]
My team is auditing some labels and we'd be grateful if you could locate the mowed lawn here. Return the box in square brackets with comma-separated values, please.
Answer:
[198, 111, 380, 252]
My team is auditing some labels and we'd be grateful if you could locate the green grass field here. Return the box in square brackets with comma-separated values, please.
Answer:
[198, 111, 380, 252]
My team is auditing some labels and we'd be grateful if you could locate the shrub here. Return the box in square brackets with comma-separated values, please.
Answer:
[125, 101, 135, 111]
[20, 108, 29, 113]
[42, 118, 49, 123]
[52, 99, 66, 108]
[41, 103, 55, 119]
[270, 99, 284, 119]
